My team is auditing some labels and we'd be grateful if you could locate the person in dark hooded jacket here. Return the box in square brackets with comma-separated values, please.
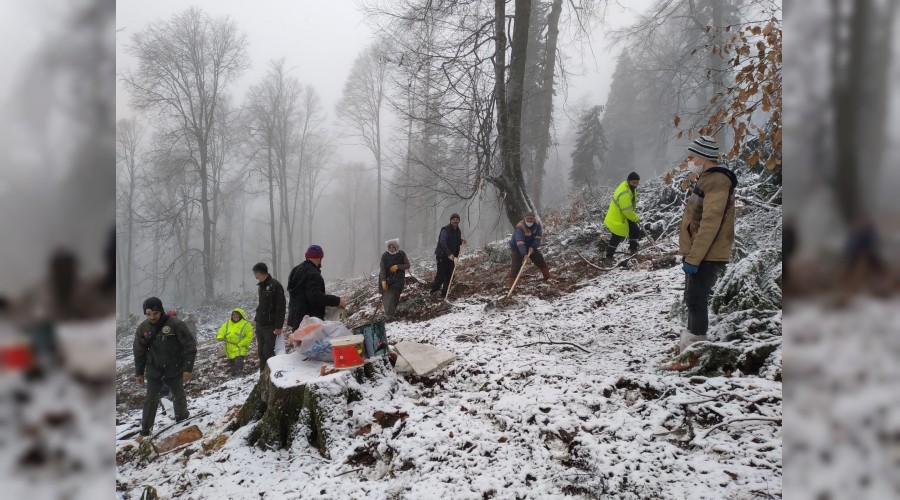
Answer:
[286, 245, 347, 329]
[133, 297, 197, 436]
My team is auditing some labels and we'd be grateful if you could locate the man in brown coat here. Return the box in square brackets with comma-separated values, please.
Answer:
[676, 136, 737, 353]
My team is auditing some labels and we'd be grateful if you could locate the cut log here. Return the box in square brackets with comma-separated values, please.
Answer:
[155, 425, 202, 453]
[234, 353, 393, 458]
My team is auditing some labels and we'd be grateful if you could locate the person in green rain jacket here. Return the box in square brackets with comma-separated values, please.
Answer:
[602, 172, 643, 261]
[217, 308, 254, 376]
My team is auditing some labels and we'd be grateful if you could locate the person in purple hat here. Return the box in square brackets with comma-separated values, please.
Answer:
[286, 245, 347, 330]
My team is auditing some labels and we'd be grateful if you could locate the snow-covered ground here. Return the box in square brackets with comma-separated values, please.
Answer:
[784, 297, 900, 499]
[116, 261, 782, 499]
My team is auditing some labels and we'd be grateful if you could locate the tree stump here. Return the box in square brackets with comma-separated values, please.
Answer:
[234, 355, 391, 458]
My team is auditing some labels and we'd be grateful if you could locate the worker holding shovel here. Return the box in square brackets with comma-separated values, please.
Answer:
[508, 212, 553, 289]
[430, 213, 465, 298]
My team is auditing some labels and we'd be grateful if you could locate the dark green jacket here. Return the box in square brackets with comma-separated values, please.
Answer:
[133, 315, 197, 378]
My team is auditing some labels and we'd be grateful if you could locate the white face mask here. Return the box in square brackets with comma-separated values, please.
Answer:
[525, 221, 534, 228]
[689, 157, 705, 175]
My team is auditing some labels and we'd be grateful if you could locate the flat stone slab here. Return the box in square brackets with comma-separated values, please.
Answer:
[393, 341, 456, 377]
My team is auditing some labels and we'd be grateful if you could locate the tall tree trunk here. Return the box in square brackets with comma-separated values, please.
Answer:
[528, 0, 562, 208]
[199, 143, 214, 300]
[857, 0, 896, 194]
[492, 0, 535, 226]
[279, 157, 294, 269]
[267, 144, 278, 276]
[152, 226, 160, 296]
[125, 177, 134, 317]
[710, 0, 727, 147]
[291, 131, 308, 249]
[831, 0, 869, 222]
[347, 208, 357, 276]
[307, 191, 315, 244]
[239, 195, 248, 290]
[116, 231, 124, 316]
[402, 84, 414, 250]
[210, 184, 219, 294]
[375, 103, 383, 258]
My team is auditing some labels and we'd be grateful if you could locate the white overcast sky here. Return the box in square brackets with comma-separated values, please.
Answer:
[115, 1, 653, 138]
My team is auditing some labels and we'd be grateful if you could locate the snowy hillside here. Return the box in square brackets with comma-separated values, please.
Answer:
[116, 174, 783, 499]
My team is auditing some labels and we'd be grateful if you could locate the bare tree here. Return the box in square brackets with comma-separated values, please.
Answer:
[336, 42, 388, 256]
[208, 97, 241, 288]
[244, 59, 303, 277]
[334, 162, 372, 276]
[363, 0, 544, 226]
[121, 7, 249, 299]
[524, 0, 563, 208]
[289, 86, 332, 245]
[115, 118, 144, 316]
[492, 0, 536, 224]
[830, 0, 896, 221]
[299, 134, 335, 244]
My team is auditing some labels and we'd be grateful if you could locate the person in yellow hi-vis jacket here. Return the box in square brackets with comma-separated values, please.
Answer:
[602, 172, 644, 263]
[216, 308, 254, 376]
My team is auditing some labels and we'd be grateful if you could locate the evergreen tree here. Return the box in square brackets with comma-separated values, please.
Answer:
[569, 105, 608, 189]
[601, 51, 640, 184]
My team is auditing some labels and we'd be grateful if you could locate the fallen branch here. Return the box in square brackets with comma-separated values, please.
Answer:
[575, 248, 644, 271]
[698, 416, 782, 440]
[736, 195, 780, 211]
[335, 468, 363, 477]
[290, 453, 332, 463]
[575, 250, 606, 271]
[515, 341, 590, 353]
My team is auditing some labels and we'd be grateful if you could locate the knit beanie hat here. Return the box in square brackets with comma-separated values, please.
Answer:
[450, 213, 461, 221]
[687, 135, 719, 160]
[305, 245, 325, 259]
[143, 297, 164, 314]
[627, 172, 640, 181]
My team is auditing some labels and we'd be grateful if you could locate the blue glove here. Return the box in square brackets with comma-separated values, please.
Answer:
[682, 262, 699, 274]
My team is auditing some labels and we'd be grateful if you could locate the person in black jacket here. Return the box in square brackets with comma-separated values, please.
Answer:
[286, 245, 347, 329]
[252, 262, 287, 373]
[133, 297, 197, 436]
[379, 238, 411, 320]
[430, 213, 466, 297]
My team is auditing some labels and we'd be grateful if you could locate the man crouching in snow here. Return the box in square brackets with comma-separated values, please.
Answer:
[677, 136, 737, 353]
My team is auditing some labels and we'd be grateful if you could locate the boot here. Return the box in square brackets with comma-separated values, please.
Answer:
[507, 276, 515, 288]
[540, 266, 553, 280]
[675, 331, 708, 354]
